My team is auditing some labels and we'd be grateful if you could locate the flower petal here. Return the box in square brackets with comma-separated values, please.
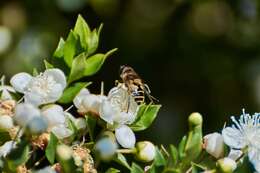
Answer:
[73, 88, 90, 108]
[41, 104, 65, 128]
[44, 68, 66, 89]
[99, 100, 119, 124]
[24, 92, 44, 106]
[0, 141, 15, 157]
[115, 125, 136, 148]
[222, 127, 246, 149]
[248, 147, 260, 171]
[45, 83, 63, 103]
[10, 72, 32, 93]
[51, 124, 73, 139]
[14, 103, 41, 127]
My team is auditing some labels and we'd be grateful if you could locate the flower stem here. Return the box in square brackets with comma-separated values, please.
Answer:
[117, 148, 137, 154]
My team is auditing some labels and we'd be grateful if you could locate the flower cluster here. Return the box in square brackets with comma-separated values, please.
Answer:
[0, 14, 259, 173]
[0, 15, 160, 173]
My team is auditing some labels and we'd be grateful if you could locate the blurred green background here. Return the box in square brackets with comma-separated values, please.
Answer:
[0, 0, 259, 171]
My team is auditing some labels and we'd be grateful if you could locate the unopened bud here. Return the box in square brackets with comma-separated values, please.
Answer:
[57, 144, 73, 161]
[0, 115, 14, 130]
[203, 132, 224, 159]
[217, 158, 237, 173]
[188, 112, 203, 126]
[135, 141, 156, 162]
[95, 137, 117, 160]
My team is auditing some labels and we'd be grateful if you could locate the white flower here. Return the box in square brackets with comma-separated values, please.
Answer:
[0, 115, 14, 130]
[203, 132, 224, 159]
[135, 141, 156, 162]
[14, 103, 72, 139]
[10, 68, 66, 106]
[14, 103, 41, 127]
[99, 86, 139, 149]
[41, 104, 72, 139]
[228, 149, 243, 161]
[222, 109, 260, 171]
[73, 88, 106, 115]
[0, 141, 16, 157]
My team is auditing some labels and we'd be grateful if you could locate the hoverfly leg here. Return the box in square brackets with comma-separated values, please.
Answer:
[144, 84, 159, 103]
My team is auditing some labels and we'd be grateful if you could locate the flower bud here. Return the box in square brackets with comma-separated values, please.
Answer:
[203, 132, 224, 159]
[135, 141, 156, 162]
[56, 144, 73, 161]
[188, 112, 203, 126]
[95, 137, 117, 160]
[27, 116, 48, 135]
[217, 158, 237, 173]
[0, 115, 14, 130]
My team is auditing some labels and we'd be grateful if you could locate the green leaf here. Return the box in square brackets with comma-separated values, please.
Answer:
[113, 153, 131, 170]
[53, 37, 65, 59]
[178, 135, 187, 160]
[64, 30, 78, 68]
[131, 163, 144, 173]
[130, 104, 161, 131]
[85, 115, 97, 141]
[68, 48, 117, 84]
[84, 48, 118, 76]
[59, 82, 92, 104]
[68, 53, 88, 84]
[105, 168, 120, 173]
[170, 144, 178, 166]
[5, 141, 29, 172]
[32, 68, 39, 76]
[87, 28, 99, 55]
[0, 130, 11, 145]
[45, 133, 58, 164]
[74, 14, 91, 50]
[154, 147, 167, 167]
[184, 125, 203, 161]
[44, 59, 54, 69]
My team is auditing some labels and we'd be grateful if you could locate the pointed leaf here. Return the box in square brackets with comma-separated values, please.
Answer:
[68, 53, 87, 84]
[154, 147, 166, 167]
[85, 115, 97, 141]
[64, 31, 78, 67]
[45, 133, 58, 164]
[53, 37, 65, 59]
[130, 104, 161, 131]
[106, 168, 120, 173]
[84, 48, 118, 76]
[170, 144, 178, 166]
[114, 153, 131, 170]
[74, 14, 91, 50]
[44, 59, 54, 69]
[131, 163, 144, 173]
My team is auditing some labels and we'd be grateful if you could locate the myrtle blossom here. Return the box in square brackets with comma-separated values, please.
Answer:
[203, 132, 224, 159]
[99, 85, 139, 149]
[73, 88, 106, 115]
[10, 68, 66, 106]
[14, 103, 72, 139]
[222, 109, 260, 172]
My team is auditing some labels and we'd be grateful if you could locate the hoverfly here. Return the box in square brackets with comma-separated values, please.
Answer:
[117, 65, 158, 105]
